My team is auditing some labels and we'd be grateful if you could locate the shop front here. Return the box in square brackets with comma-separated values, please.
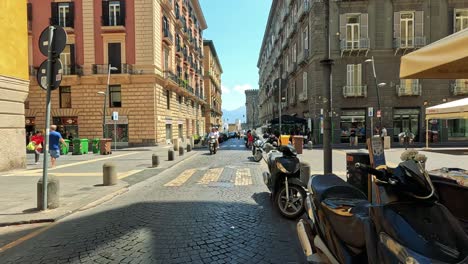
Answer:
[105, 115, 129, 147]
[53, 116, 79, 140]
[25, 117, 36, 144]
[339, 109, 366, 144]
[392, 108, 420, 142]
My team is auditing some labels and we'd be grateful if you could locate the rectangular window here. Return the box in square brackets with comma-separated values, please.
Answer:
[346, 15, 360, 49]
[455, 9, 468, 32]
[302, 72, 308, 97]
[166, 124, 172, 143]
[303, 26, 309, 50]
[109, 85, 121, 107]
[164, 48, 169, 72]
[346, 64, 362, 86]
[51, 2, 74, 28]
[102, 0, 125, 26]
[59, 86, 71, 108]
[58, 3, 69, 27]
[109, 1, 120, 26]
[292, 43, 297, 63]
[400, 12, 414, 47]
[60, 45, 71, 74]
[166, 90, 170, 109]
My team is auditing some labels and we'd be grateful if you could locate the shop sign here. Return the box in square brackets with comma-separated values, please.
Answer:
[25, 117, 36, 125]
[56, 116, 78, 125]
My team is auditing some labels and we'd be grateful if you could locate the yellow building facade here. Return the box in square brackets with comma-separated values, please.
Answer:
[0, 0, 29, 171]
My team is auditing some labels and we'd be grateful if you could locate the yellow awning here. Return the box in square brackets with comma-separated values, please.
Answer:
[400, 28, 468, 79]
[425, 97, 468, 120]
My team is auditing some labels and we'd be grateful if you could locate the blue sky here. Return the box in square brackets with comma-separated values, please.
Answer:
[199, 0, 271, 111]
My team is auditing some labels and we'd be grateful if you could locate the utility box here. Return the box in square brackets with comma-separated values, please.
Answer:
[292, 136, 304, 154]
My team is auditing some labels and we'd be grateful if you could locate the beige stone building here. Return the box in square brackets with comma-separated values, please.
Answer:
[203, 40, 223, 133]
[26, 0, 207, 146]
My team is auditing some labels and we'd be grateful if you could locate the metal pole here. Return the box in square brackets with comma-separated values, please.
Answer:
[426, 118, 429, 149]
[279, 79, 282, 135]
[371, 56, 382, 128]
[321, 1, 333, 174]
[42, 26, 55, 210]
[103, 64, 111, 138]
[114, 121, 117, 151]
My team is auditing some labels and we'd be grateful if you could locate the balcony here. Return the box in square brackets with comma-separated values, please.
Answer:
[393, 36, 426, 53]
[396, 83, 422, 96]
[298, 49, 309, 65]
[92, 64, 133, 74]
[288, 62, 297, 74]
[281, 39, 288, 50]
[161, 0, 173, 11]
[62, 65, 83, 76]
[340, 38, 370, 56]
[175, 45, 183, 57]
[343, 85, 367, 98]
[164, 70, 178, 84]
[298, 0, 310, 21]
[162, 28, 174, 46]
[451, 80, 468, 95]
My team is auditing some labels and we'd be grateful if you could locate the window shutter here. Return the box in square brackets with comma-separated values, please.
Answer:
[415, 11, 424, 38]
[360, 13, 368, 42]
[393, 12, 400, 39]
[27, 3, 32, 21]
[68, 2, 75, 28]
[120, 0, 126, 26]
[347, 64, 353, 86]
[303, 72, 308, 97]
[339, 14, 346, 40]
[70, 44, 75, 74]
[304, 26, 309, 50]
[51, 2, 58, 25]
[102, 1, 110, 26]
[357, 64, 362, 86]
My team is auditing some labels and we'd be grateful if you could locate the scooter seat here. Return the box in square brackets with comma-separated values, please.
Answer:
[310, 174, 367, 204]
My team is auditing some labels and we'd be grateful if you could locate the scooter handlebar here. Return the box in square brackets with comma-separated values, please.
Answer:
[355, 163, 387, 180]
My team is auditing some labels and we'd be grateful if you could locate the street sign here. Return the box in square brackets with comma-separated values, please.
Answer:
[38, 26, 67, 56]
[112, 111, 119, 121]
[368, 107, 374, 117]
[377, 110, 382, 118]
[36, 59, 63, 90]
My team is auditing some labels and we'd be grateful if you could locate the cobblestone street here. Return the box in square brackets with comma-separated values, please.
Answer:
[0, 139, 306, 264]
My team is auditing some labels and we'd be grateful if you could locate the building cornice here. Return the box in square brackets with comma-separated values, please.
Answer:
[191, 0, 208, 30]
[257, 0, 279, 67]
[203, 40, 223, 73]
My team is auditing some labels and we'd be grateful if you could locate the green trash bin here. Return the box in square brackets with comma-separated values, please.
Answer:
[80, 139, 89, 154]
[72, 139, 82, 155]
[61, 139, 70, 155]
[92, 138, 100, 154]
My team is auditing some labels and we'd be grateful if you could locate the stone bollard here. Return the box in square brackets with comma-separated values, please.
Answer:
[308, 141, 313, 150]
[152, 154, 159, 167]
[103, 162, 117, 186]
[168, 149, 175, 161]
[300, 162, 311, 185]
[37, 176, 60, 210]
[187, 144, 192, 152]
[173, 139, 179, 151]
[179, 146, 184, 156]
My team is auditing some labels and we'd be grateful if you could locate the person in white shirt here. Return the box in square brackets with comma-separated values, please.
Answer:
[208, 127, 220, 149]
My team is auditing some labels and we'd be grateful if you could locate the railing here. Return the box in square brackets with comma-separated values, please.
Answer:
[163, 28, 173, 44]
[298, 49, 309, 64]
[343, 85, 367, 98]
[451, 80, 468, 95]
[393, 36, 426, 49]
[340, 38, 370, 51]
[396, 83, 422, 96]
[164, 71, 178, 83]
[298, 0, 310, 21]
[62, 65, 83, 76]
[92, 64, 133, 74]
[162, 0, 173, 10]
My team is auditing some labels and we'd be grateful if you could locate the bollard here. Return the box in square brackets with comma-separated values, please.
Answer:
[187, 144, 192, 152]
[152, 154, 159, 167]
[173, 139, 179, 151]
[308, 141, 313, 150]
[103, 162, 117, 186]
[168, 149, 175, 161]
[300, 162, 311, 185]
[37, 176, 60, 209]
[179, 146, 184, 156]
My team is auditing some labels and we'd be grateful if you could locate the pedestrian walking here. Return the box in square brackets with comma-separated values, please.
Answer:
[49, 125, 65, 168]
[30, 131, 44, 164]
[349, 127, 356, 146]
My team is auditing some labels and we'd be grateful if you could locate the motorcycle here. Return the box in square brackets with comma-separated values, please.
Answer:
[262, 145, 306, 219]
[296, 160, 468, 263]
[208, 136, 217, 155]
[253, 134, 279, 162]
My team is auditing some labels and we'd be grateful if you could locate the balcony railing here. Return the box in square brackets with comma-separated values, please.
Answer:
[343, 85, 367, 98]
[162, 0, 173, 10]
[298, 0, 310, 21]
[340, 38, 370, 51]
[62, 65, 83, 76]
[298, 49, 309, 64]
[393, 36, 426, 49]
[92, 64, 133, 74]
[396, 83, 422, 96]
[451, 80, 468, 95]
[163, 28, 174, 45]
[164, 71, 178, 83]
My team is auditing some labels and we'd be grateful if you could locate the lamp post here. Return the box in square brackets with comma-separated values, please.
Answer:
[365, 57, 386, 130]
[98, 65, 118, 139]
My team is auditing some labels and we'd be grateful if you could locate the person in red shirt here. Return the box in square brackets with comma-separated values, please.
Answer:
[247, 130, 254, 149]
[30, 131, 44, 164]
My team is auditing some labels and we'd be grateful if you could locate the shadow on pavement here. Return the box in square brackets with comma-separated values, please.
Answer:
[0, 197, 306, 264]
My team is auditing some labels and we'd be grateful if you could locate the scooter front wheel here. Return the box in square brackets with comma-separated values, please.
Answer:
[253, 149, 262, 162]
[275, 184, 306, 219]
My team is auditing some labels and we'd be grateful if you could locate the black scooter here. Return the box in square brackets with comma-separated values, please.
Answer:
[297, 160, 468, 263]
[263, 145, 306, 219]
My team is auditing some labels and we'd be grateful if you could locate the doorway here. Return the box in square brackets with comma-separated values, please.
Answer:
[393, 108, 420, 142]
[108, 43, 121, 73]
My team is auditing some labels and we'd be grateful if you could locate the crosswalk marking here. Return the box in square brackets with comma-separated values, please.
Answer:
[198, 168, 224, 184]
[234, 168, 252, 186]
[164, 169, 197, 187]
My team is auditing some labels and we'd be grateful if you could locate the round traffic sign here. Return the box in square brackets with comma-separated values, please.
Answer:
[38, 26, 67, 57]
[36, 59, 63, 91]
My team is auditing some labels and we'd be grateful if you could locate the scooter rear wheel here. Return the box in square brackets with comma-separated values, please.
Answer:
[275, 184, 306, 219]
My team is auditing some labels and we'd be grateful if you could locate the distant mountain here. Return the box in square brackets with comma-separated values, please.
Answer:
[222, 106, 246, 123]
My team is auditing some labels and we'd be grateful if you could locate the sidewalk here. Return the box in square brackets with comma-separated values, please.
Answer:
[0, 144, 199, 227]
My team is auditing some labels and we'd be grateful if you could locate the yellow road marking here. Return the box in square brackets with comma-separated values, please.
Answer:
[234, 168, 252, 186]
[118, 169, 143, 179]
[198, 168, 224, 184]
[0, 222, 58, 253]
[164, 169, 197, 187]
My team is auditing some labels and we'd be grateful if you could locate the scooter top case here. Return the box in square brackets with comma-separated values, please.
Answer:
[309, 174, 371, 263]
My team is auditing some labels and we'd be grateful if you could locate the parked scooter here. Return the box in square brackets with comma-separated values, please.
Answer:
[297, 160, 468, 263]
[262, 145, 306, 219]
[253, 134, 279, 162]
[208, 136, 217, 155]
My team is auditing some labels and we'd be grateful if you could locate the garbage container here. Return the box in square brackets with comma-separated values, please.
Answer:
[100, 138, 112, 155]
[292, 135, 304, 154]
[280, 135, 290, 146]
[346, 152, 370, 197]
[72, 139, 83, 155]
[80, 139, 89, 154]
[61, 139, 70, 155]
[92, 138, 100, 154]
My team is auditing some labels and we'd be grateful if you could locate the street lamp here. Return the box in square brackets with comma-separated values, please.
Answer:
[365, 57, 385, 128]
[98, 65, 118, 138]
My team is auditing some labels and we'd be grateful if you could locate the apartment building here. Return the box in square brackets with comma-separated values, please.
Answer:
[0, 0, 29, 171]
[25, 0, 207, 146]
[203, 40, 223, 132]
[245, 89, 260, 130]
[258, 0, 468, 145]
